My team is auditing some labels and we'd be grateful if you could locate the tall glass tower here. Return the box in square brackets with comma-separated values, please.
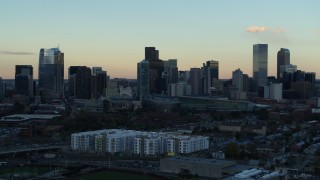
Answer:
[137, 60, 149, 100]
[38, 48, 64, 95]
[253, 44, 268, 88]
[277, 48, 290, 80]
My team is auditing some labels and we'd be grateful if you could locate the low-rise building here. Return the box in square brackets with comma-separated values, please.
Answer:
[160, 157, 236, 179]
[219, 121, 242, 133]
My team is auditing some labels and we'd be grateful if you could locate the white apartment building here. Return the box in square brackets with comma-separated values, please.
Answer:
[166, 135, 209, 154]
[134, 132, 167, 156]
[71, 129, 209, 155]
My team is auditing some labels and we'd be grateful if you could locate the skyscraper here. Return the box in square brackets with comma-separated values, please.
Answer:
[277, 48, 290, 80]
[15, 65, 33, 97]
[91, 67, 107, 99]
[190, 68, 201, 96]
[69, 66, 92, 99]
[206, 60, 219, 80]
[253, 44, 268, 88]
[145, 47, 159, 60]
[232, 68, 244, 92]
[38, 48, 64, 95]
[137, 60, 150, 100]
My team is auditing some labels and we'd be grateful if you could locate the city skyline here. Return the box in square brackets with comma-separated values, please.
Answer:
[0, 0, 319, 79]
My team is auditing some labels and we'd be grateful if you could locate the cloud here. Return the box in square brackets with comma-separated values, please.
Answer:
[245, 26, 284, 33]
[0, 50, 35, 55]
[246, 26, 268, 33]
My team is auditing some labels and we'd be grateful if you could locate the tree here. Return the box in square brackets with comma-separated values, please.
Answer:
[225, 142, 240, 159]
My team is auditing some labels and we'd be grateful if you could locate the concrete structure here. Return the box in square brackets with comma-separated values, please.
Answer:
[105, 80, 119, 98]
[253, 44, 268, 88]
[160, 157, 236, 179]
[270, 83, 283, 101]
[170, 82, 191, 97]
[119, 85, 132, 98]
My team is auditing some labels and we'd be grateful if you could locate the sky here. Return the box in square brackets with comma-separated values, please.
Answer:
[0, 0, 319, 79]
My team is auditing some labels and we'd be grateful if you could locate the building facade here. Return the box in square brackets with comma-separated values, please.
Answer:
[68, 66, 92, 99]
[137, 60, 150, 100]
[277, 48, 290, 80]
[253, 44, 268, 89]
[232, 68, 244, 92]
[71, 129, 209, 155]
[15, 65, 33, 97]
[38, 48, 64, 95]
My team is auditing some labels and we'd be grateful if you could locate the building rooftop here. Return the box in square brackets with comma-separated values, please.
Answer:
[162, 156, 235, 167]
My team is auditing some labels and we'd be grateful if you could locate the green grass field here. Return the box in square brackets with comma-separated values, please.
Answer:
[0, 166, 51, 179]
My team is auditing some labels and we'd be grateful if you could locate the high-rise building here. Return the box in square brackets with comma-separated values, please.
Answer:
[137, 60, 150, 100]
[91, 67, 107, 99]
[277, 48, 290, 80]
[164, 59, 178, 95]
[15, 65, 33, 97]
[69, 66, 92, 99]
[38, 48, 64, 95]
[164, 59, 178, 84]
[190, 68, 201, 96]
[145, 47, 159, 60]
[232, 69, 244, 92]
[253, 44, 268, 88]
[305, 72, 316, 86]
[206, 60, 219, 80]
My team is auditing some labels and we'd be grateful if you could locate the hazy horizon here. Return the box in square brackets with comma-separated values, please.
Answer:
[1, 0, 319, 79]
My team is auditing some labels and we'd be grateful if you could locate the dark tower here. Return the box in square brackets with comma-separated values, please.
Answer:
[277, 48, 290, 80]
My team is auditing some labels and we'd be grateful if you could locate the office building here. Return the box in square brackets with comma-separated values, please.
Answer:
[38, 48, 64, 95]
[145, 47, 159, 60]
[206, 60, 219, 80]
[15, 65, 33, 97]
[190, 68, 201, 96]
[253, 44, 268, 88]
[277, 48, 290, 80]
[68, 66, 92, 99]
[270, 83, 283, 101]
[105, 80, 119, 98]
[280, 64, 297, 79]
[232, 69, 244, 92]
[137, 60, 150, 100]
[305, 72, 316, 87]
[91, 67, 107, 99]
[164, 59, 178, 91]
